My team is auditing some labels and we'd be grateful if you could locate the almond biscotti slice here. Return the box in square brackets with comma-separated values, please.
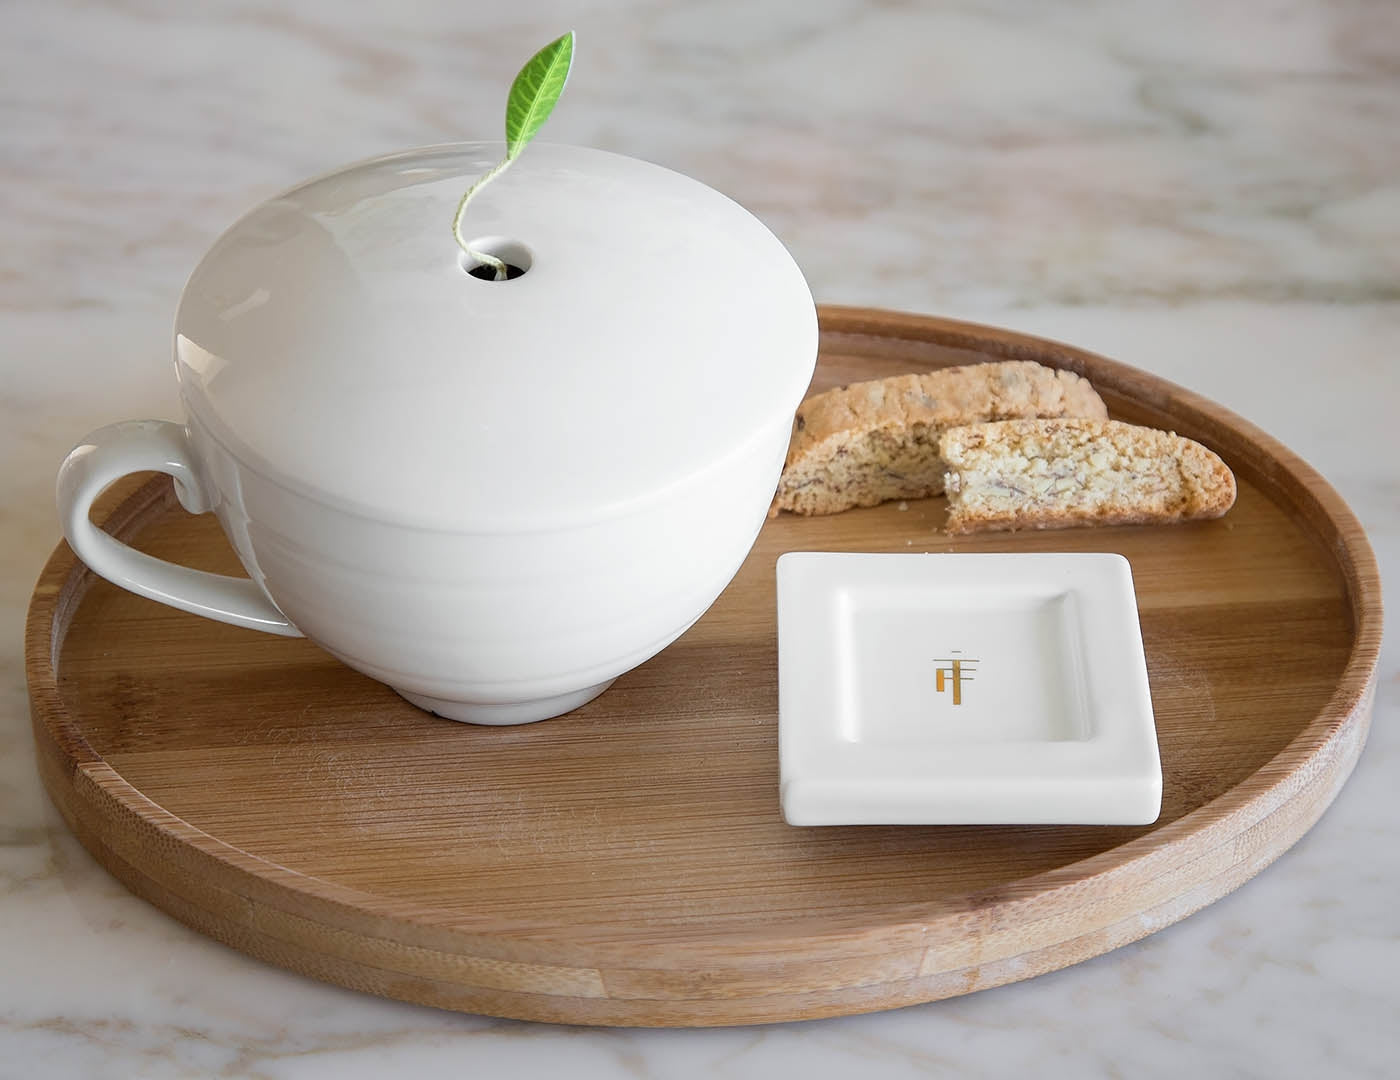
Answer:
[940, 419, 1236, 534]
[773, 361, 1108, 515]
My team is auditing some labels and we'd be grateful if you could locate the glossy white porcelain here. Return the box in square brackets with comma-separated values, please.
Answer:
[777, 552, 1162, 824]
[57, 143, 818, 723]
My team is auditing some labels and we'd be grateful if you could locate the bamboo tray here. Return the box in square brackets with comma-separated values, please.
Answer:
[27, 308, 1382, 1027]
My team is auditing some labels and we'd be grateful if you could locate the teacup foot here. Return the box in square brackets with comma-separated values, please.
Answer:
[394, 680, 617, 725]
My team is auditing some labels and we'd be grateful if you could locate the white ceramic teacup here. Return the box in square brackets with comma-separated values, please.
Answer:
[58, 143, 817, 724]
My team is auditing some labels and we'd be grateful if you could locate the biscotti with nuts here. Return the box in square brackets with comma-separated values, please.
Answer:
[940, 418, 1236, 534]
[772, 361, 1108, 515]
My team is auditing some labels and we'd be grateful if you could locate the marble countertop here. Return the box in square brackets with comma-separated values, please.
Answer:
[2, 1, 1396, 1076]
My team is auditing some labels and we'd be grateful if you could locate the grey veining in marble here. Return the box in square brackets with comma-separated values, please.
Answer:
[2, 1, 1397, 1077]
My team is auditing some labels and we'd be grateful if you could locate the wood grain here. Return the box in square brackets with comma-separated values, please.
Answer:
[26, 308, 1382, 1026]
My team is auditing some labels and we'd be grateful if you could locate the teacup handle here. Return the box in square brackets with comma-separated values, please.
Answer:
[56, 420, 301, 637]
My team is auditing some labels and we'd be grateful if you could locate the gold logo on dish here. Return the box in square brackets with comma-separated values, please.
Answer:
[933, 651, 978, 706]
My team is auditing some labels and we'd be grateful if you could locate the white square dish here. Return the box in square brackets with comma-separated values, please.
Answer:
[776, 552, 1161, 826]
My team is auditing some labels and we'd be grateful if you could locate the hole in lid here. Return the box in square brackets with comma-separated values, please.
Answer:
[466, 262, 528, 281]
[459, 237, 533, 281]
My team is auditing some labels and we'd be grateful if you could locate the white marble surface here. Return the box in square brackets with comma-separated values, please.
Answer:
[2, 1, 1397, 1076]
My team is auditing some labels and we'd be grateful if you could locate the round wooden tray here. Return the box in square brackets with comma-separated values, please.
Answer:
[27, 308, 1381, 1027]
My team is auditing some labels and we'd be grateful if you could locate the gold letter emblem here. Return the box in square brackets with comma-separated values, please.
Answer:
[933, 651, 978, 706]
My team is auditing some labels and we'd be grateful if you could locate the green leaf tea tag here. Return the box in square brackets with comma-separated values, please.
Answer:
[453, 31, 576, 276]
[505, 32, 574, 160]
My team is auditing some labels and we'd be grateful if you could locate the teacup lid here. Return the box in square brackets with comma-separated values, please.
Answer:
[175, 143, 817, 531]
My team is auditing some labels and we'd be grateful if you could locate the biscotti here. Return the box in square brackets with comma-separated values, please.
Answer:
[772, 362, 1108, 515]
[940, 419, 1236, 534]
